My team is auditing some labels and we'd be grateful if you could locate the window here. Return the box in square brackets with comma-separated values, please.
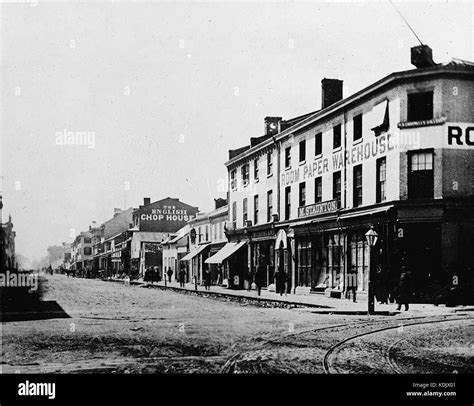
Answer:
[232, 201, 237, 223]
[353, 164, 363, 207]
[315, 177, 322, 203]
[408, 151, 434, 199]
[333, 124, 341, 149]
[205, 225, 209, 242]
[84, 237, 91, 244]
[241, 164, 249, 185]
[315, 132, 322, 156]
[83, 247, 92, 256]
[299, 140, 306, 162]
[353, 114, 363, 141]
[198, 226, 201, 243]
[285, 186, 291, 220]
[376, 157, 387, 203]
[297, 237, 312, 288]
[299, 182, 306, 207]
[333, 171, 341, 205]
[285, 146, 291, 168]
[254, 195, 259, 225]
[254, 158, 259, 180]
[243, 198, 248, 224]
[230, 169, 237, 190]
[267, 152, 273, 176]
[267, 190, 273, 222]
[407, 91, 433, 122]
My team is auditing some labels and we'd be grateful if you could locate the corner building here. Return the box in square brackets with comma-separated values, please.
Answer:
[226, 48, 474, 301]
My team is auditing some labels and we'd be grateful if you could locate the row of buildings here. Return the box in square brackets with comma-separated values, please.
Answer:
[67, 46, 474, 301]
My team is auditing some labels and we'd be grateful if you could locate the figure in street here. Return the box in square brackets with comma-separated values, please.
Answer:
[204, 268, 211, 290]
[345, 265, 358, 303]
[179, 267, 186, 288]
[396, 262, 412, 311]
[167, 267, 173, 283]
[255, 265, 265, 296]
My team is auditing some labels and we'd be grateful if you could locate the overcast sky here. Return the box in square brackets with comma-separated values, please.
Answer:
[1, 0, 473, 264]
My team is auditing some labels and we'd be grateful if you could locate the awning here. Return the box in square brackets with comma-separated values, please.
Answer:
[370, 99, 389, 134]
[205, 241, 247, 264]
[180, 244, 210, 262]
[337, 205, 394, 221]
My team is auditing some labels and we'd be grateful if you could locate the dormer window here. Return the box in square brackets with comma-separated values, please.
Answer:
[408, 91, 433, 122]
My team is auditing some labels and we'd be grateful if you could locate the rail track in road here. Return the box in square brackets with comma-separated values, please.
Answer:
[322, 315, 473, 374]
[221, 313, 473, 374]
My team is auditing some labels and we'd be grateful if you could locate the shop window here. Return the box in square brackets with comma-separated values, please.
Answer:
[353, 114, 363, 141]
[333, 171, 341, 206]
[353, 164, 363, 207]
[376, 157, 387, 203]
[299, 140, 306, 162]
[315, 132, 322, 156]
[267, 152, 273, 176]
[267, 190, 273, 222]
[285, 146, 291, 168]
[407, 91, 433, 122]
[297, 237, 312, 288]
[254, 194, 259, 225]
[408, 150, 434, 199]
[285, 186, 291, 220]
[315, 177, 322, 203]
[299, 182, 306, 207]
[349, 232, 369, 291]
[333, 124, 341, 149]
[243, 198, 248, 224]
[328, 234, 343, 289]
[254, 158, 259, 180]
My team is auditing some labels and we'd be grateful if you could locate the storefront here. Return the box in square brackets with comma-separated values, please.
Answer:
[205, 241, 247, 289]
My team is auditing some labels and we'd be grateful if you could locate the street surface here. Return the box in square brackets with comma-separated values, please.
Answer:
[1, 275, 472, 373]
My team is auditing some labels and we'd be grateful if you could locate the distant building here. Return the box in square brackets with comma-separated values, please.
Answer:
[71, 231, 93, 272]
[182, 202, 228, 285]
[162, 225, 191, 282]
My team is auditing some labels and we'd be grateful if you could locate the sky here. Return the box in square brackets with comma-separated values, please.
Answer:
[1, 0, 473, 265]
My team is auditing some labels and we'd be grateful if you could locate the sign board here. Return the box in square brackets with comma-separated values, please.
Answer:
[298, 199, 339, 218]
[136, 198, 199, 233]
[144, 243, 161, 253]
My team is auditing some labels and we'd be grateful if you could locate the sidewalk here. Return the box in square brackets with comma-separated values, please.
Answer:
[111, 277, 474, 316]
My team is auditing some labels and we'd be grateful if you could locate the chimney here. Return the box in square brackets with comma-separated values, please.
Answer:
[264, 117, 282, 136]
[321, 78, 343, 109]
[113, 208, 122, 218]
[411, 45, 435, 68]
[143, 197, 151, 206]
[214, 198, 227, 210]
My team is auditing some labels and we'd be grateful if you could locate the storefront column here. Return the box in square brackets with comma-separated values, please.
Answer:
[288, 228, 296, 294]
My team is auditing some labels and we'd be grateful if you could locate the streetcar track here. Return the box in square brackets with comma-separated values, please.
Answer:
[322, 315, 472, 374]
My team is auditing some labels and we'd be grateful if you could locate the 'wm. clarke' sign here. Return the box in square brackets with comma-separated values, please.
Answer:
[298, 199, 339, 218]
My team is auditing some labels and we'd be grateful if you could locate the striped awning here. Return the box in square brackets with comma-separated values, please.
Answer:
[205, 241, 247, 264]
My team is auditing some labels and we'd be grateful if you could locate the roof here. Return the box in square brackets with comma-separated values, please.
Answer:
[225, 58, 474, 166]
[166, 225, 190, 244]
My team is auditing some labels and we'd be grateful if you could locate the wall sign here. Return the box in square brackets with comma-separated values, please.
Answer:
[298, 199, 339, 218]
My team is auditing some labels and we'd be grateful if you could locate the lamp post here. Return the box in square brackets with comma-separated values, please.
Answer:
[365, 226, 379, 315]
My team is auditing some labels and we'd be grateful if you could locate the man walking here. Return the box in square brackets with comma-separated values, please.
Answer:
[167, 267, 173, 283]
[346, 266, 357, 303]
[179, 267, 186, 288]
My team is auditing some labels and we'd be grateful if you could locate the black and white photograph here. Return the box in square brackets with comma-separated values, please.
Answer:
[1, 0, 473, 403]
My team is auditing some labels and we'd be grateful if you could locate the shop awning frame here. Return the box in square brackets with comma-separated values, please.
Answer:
[180, 244, 210, 262]
[204, 241, 247, 264]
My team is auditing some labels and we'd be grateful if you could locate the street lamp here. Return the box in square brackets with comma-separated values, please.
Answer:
[365, 226, 379, 315]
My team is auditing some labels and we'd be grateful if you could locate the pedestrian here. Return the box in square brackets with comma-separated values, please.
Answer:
[375, 265, 389, 304]
[204, 268, 211, 290]
[167, 267, 173, 283]
[179, 267, 186, 288]
[246, 269, 253, 291]
[274, 267, 286, 296]
[255, 265, 265, 296]
[396, 263, 411, 311]
[345, 266, 357, 303]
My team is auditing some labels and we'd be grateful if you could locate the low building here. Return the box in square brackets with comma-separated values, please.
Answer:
[182, 199, 228, 285]
[162, 225, 191, 282]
